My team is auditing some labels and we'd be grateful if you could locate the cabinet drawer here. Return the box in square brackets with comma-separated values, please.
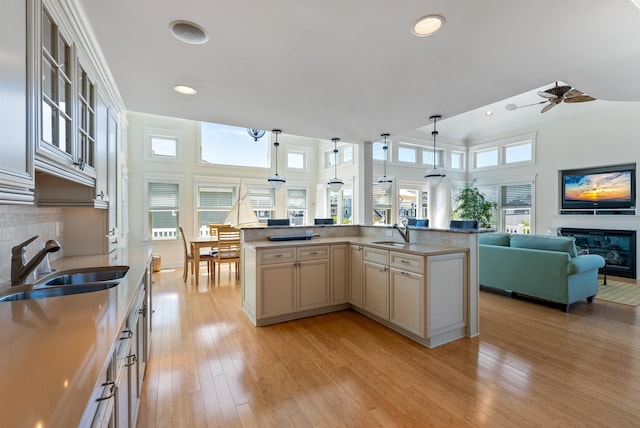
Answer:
[258, 247, 296, 264]
[390, 251, 424, 274]
[298, 245, 329, 261]
[363, 246, 388, 264]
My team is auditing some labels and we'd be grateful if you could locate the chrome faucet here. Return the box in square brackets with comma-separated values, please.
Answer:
[11, 236, 61, 285]
[394, 219, 410, 243]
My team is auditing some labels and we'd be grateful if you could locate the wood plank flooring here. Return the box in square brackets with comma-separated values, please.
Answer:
[137, 267, 640, 427]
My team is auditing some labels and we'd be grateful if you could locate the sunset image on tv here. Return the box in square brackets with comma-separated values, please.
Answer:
[564, 171, 632, 202]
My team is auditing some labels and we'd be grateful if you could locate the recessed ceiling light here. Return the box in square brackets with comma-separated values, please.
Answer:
[173, 84, 197, 95]
[170, 20, 209, 44]
[412, 15, 445, 37]
[485, 111, 493, 116]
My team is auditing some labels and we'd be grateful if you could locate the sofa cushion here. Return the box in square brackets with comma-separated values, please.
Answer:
[478, 232, 511, 246]
[510, 234, 578, 258]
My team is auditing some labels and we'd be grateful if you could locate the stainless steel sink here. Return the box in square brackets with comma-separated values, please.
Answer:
[372, 241, 408, 247]
[35, 266, 129, 287]
[0, 281, 119, 302]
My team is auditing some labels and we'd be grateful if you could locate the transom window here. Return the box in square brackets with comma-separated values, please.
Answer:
[287, 151, 306, 169]
[200, 122, 269, 167]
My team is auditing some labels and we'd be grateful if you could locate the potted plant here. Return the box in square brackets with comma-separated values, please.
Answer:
[453, 182, 497, 229]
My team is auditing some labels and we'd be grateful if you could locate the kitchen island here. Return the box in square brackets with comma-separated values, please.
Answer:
[241, 225, 481, 348]
[0, 245, 153, 428]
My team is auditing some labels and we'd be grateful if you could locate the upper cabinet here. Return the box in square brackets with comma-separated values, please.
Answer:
[0, 0, 37, 204]
[35, 0, 123, 208]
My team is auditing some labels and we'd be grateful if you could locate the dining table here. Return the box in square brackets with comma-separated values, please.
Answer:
[190, 235, 219, 284]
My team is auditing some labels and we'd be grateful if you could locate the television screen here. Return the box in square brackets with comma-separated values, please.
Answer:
[561, 164, 636, 210]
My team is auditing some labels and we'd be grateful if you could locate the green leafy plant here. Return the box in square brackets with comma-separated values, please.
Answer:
[453, 183, 497, 229]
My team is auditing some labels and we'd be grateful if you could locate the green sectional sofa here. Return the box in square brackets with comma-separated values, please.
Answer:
[479, 233, 605, 311]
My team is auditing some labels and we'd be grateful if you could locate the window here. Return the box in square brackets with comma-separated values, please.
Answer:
[504, 141, 533, 164]
[328, 187, 353, 224]
[451, 151, 464, 170]
[148, 181, 180, 240]
[144, 128, 182, 161]
[42, 10, 72, 154]
[196, 185, 236, 235]
[471, 133, 535, 170]
[342, 145, 353, 163]
[421, 191, 429, 218]
[287, 188, 307, 225]
[248, 186, 275, 224]
[200, 122, 269, 167]
[152, 136, 177, 158]
[474, 148, 499, 169]
[398, 145, 417, 163]
[287, 151, 306, 169]
[373, 182, 392, 225]
[501, 184, 532, 234]
[77, 63, 96, 169]
[422, 148, 444, 167]
[398, 188, 418, 222]
[373, 142, 387, 161]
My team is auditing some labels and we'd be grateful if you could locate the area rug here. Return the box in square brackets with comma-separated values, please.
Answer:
[597, 279, 640, 307]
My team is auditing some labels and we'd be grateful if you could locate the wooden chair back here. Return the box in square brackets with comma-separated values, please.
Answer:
[214, 225, 241, 278]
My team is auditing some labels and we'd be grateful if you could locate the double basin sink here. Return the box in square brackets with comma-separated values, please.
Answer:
[0, 266, 129, 302]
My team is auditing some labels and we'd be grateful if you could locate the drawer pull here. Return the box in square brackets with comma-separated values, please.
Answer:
[400, 260, 410, 264]
[119, 329, 133, 340]
[310, 251, 318, 255]
[96, 382, 117, 402]
[273, 254, 283, 258]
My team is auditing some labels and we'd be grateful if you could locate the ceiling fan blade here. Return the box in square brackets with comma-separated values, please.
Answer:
[564, 94, 597, 103]
[537, 90, 558, 100]
[541, 102, 557, 113]
[563, 88, 583, 99]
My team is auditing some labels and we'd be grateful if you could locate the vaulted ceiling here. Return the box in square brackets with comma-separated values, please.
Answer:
[77, 0, 640, 143]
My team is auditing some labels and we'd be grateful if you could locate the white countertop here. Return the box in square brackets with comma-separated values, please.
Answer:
[0, 245, 152, 428]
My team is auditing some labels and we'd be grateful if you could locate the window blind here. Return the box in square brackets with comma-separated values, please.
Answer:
[148, 182, 179, 210]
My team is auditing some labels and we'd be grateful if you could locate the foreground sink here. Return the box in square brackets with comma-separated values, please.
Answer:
[372, 241, 408, 247]
[35, 266, 129, 287]
[0, 282, 119, 302]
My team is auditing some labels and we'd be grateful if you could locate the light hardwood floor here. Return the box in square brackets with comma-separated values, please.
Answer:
[137, 267, 640, 427]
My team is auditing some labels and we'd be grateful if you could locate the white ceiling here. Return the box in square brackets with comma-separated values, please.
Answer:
[76, 0, 640, 144]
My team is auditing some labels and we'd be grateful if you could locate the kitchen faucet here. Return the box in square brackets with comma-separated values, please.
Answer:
[11, 236, 61, 285]
[394, 219, 410, 243]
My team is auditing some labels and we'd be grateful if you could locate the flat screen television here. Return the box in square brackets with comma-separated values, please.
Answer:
[561, 163, 636, 210]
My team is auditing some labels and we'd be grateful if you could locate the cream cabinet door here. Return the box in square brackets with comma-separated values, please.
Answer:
[390, 268, 424, 336]
[349, 245, 364, 308]
[363, 261, 389, 320]
[331, 244, 349, 304]
[258, 263, 296, 318]
[298, 259, 330, 311]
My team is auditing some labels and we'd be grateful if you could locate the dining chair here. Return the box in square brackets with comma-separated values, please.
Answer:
[213, 225, 241, 280]
[178, 226, 215, 282]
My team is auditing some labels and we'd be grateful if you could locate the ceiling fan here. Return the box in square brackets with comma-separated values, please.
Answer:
[506, 82, 596, 113]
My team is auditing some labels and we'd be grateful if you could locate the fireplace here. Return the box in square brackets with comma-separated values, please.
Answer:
[558, 228, 636, 279]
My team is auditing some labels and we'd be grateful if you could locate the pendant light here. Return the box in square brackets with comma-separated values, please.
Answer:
[377, 133, 393, 191]
[247, 128, 265, 141]
[424, 115, 446, 186]
[268, 129, 286, 190]
[328, 137, 344, 192]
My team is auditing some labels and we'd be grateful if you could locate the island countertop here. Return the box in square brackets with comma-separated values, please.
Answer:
[0, 245, 152, 428]
[242, 236, 469, 257]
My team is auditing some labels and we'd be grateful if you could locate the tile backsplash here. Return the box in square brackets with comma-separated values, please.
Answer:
[0, 205, 64, 282]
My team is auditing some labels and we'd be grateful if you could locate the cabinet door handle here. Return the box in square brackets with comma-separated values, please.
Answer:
[125, 354, 138, 367]
[98, 190, 105, 200]
[120, 328, 133, 340]
[96, 383, 117, 402]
